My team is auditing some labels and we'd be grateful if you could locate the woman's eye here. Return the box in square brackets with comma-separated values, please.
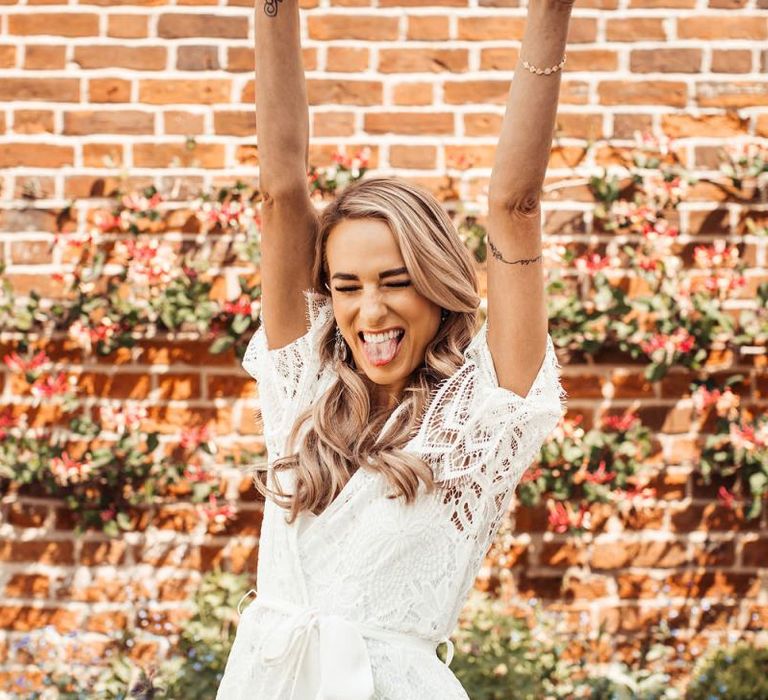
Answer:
[334, 281, 411, 293]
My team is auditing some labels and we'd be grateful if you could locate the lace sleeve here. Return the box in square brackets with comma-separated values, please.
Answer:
[241, 290, 333, 463]
[405, 320, 566, 497]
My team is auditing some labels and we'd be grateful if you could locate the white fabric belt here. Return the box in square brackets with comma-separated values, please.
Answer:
[237, 588, 455, 700]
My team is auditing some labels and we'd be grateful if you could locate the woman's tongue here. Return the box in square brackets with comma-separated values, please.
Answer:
[362, 334, 402, 366]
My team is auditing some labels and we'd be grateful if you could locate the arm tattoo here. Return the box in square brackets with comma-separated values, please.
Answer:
[487, 237, 543, 265]
[264, 0, 283, 17]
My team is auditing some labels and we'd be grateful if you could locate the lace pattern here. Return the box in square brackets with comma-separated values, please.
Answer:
[405, 320, 566, 497]
[241, 290, 333, 463]
[226, 290, 568, 698]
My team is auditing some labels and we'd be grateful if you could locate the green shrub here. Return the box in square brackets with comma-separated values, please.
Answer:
[444, 589, 569, 700]
[685, 642, 768, 700]
[153, 571, 248, 699]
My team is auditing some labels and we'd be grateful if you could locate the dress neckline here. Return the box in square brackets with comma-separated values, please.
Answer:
[298, 401, 408, 534]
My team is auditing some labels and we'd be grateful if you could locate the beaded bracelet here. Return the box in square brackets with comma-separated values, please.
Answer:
[521, 53, 567, 75]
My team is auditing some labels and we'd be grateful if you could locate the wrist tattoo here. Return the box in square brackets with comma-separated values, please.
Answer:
[264, 0, 283, 17]
[487, 238, 543, 265]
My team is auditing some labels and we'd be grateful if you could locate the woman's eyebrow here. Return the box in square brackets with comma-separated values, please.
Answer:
[331, 266, 408, 281]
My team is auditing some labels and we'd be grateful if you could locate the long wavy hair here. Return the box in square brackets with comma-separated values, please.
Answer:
[253, 176, 482, 523]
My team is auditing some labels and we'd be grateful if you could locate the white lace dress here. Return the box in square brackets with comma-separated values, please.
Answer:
[215, 290, 566, 700]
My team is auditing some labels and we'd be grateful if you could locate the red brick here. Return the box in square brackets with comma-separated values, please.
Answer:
[312, 111, 355, 137]
[388, 145, 437, 169]
[592, 540, 688, 569]
[138, 79, 231, 105]
[597, 606, 668, 635]
[157, 13, 248, 38]
[80, 541, 130, 567]
[696, 81, 768, 108]
[89, 78, 131, 103]
[107, 13, 149, 38]
[164, 111, 206, 135]
[74, 45, 166, 70]
[23, 45, 65, 70]
[606, 17, 666, 41]
[598, 81, 687, 107]
[213, 110, 256, 136]
[82, 143, 125, 168]
[630, 48, 701, 73]
[307, 80, 382, 106]
[661, 112, 748, 138]
[307, 15, 398, 40]
[678, 16, 767, 39]
[539, 540, 588, 568]
[378, 48, 468, 73]
[407, 15, 450, 40]
[711, 49, 753, 73]
[63, 110, 154, 135]
[6, 503, 48, 528]
[669, 503, 761, 532]
[133, 142, 226, 168]
[0, 78, 79, 102]
[0, 144, 73, 168]
[8, 12, 99, 36]
[0, 45, 15, 68]
[13, 110, 54, 134]
[743, 538, 768, 567]
[175, 45, 219, 70]
[364, 111, 453, 135]
[4, 573, 51, 598]
[457, 17, 525, 40]
[77, 372, 151, 399]
[326, 47, 370, 72]
[392, 82, 434, 106]
[83, 610, 128, 635]
[0, 605, 80, 636]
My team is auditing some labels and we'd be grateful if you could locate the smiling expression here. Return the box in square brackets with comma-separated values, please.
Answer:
[324, 218, 442, 410]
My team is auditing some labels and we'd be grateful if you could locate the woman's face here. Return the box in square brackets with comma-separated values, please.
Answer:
[325, 217, 442, 410]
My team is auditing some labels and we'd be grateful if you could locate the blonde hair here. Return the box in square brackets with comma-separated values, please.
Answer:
[253, 176, 481, 523]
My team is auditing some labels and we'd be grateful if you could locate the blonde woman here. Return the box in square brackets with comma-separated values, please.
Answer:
[216, 0, 573, 697]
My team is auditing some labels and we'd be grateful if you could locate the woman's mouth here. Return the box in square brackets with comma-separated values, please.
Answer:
[358, 329, 405, 367]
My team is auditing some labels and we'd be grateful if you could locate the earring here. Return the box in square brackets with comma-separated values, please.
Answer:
[334, 326, 348, 362]
[440, 309, 449, 324]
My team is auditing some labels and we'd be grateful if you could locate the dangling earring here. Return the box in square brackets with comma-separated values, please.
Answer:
[334, 326, 348, 363]
[440, 309, 449, 324]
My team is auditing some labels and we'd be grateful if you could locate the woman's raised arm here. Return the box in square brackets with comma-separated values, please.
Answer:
[254, 0, 319, 349]
[484, 0, 574, 399]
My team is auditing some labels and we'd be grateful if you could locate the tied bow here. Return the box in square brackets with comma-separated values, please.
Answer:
[260, 604, 376, 700]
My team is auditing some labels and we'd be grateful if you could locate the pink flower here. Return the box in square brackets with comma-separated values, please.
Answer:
[601, 413, 639, 432]
[730, 423, 765, 450]
[3, 350, 50, 374]
[31, 372, 70, 399]
[0, 407, 16, 440]
[583, 460, 616, 485]
[121, 192, 163, 212]
[201, 493, 237, 528]
[693, 241, 739, 269]
[180, 425, 212, 450]
[717, 486, 738, 510]
[692, 385, 722, 413]
[639, 328, 695, 358]
[50, 451, 95, 486]
[183, 464, 212, 483]
[520, 466, 542, 483]
[615, 483, 656, 501]
[547, 501, 571, 533]
[223, 297, 253, 316]
[546, 501, 590, 533]
[575, 253, 611, 273]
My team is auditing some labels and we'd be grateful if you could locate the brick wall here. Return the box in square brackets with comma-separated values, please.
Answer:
[1, 0, 767, 694]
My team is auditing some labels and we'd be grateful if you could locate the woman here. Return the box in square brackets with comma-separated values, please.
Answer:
[216, 0, 572, 697]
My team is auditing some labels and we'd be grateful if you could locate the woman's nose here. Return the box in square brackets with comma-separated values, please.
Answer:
[359, 290, 388, 324]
